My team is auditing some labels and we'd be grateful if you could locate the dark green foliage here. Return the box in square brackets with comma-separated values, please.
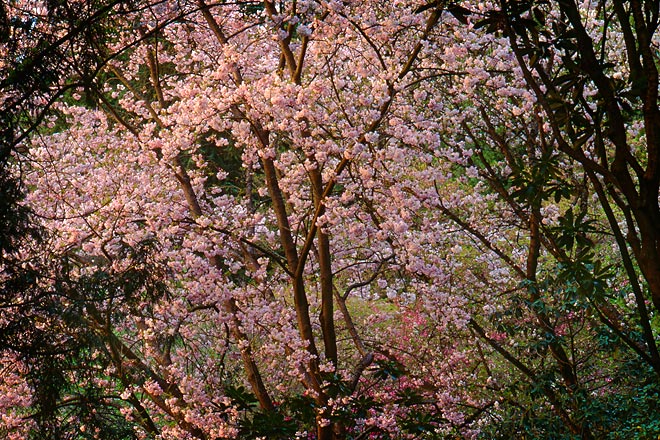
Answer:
[552, 208, 597, 252]
[1, 235, 168, 439]
[1, 4, 171, 438]
[478, 359, 660, 440]
[228, 368, 452, 439]
[0, 131, 165, 438]
[239, 407, 299, 440]
[400, 410, 443, 439]
[225, 384, 259, 411]
[370, 359, 406, 381]
[509, 150, 572, 205]
[1, 0, 149, 159]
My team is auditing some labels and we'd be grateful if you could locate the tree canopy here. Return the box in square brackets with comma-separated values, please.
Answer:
[2, 0, 660, 439]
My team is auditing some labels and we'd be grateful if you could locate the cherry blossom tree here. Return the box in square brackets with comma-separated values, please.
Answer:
[15, 1, 482, 438]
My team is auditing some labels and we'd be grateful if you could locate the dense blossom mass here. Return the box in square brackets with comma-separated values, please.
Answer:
[2, 0, 660, 438]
